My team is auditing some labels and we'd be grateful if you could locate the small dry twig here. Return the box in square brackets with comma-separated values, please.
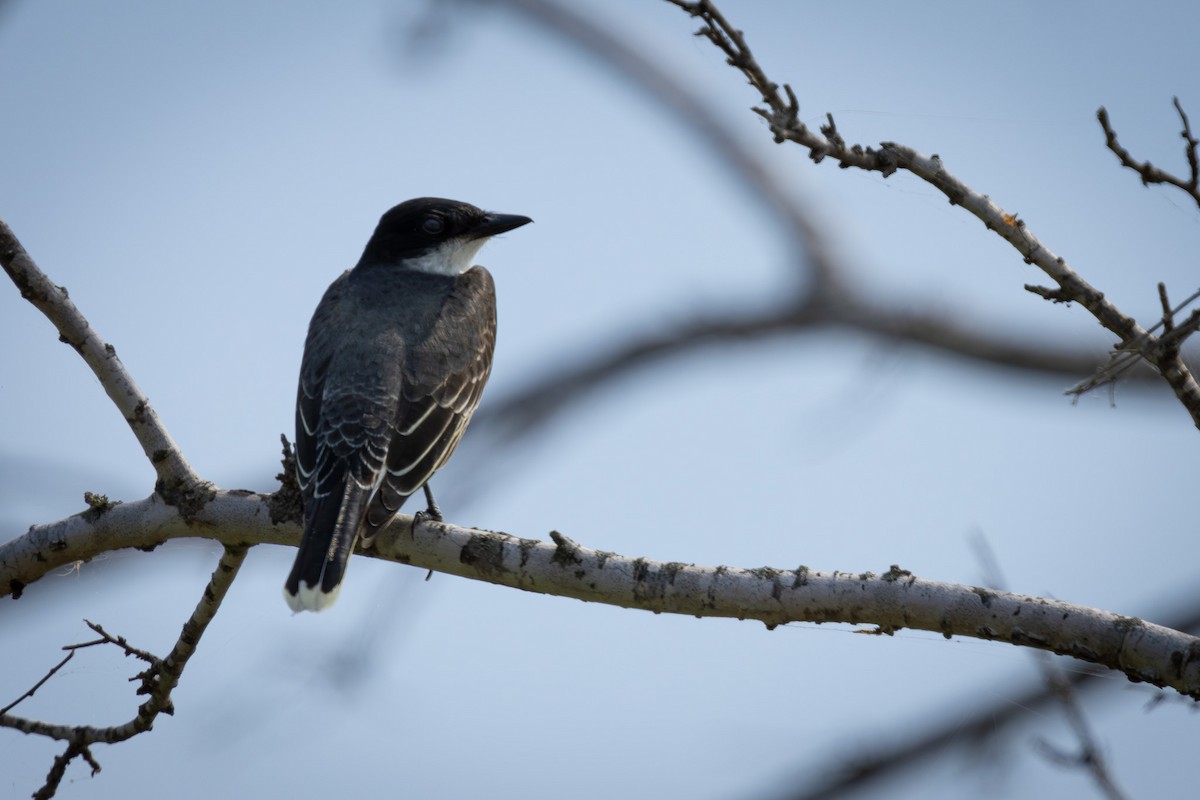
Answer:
[663, 0, 1200, 428]
[0, 545, 248, 798]
[472, 0, 1167, 461]
[1097, 98, 1200, 209]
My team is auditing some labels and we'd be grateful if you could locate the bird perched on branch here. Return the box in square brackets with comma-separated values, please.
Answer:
[284, 197, 532, 612]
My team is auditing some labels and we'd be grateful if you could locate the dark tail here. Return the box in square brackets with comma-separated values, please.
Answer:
[283, 478, 370, 612]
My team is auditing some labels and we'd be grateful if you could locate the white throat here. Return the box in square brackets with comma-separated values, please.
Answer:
[407, 236, 489, 276]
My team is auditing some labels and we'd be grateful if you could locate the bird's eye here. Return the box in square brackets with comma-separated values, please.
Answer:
[422, 216, 445, 235]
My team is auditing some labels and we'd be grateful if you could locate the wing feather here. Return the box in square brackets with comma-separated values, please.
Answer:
[361, 267, 495, 538]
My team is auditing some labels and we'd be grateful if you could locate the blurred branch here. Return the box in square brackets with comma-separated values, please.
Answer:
[769, 612, 1200, 800]
[0, 218, 214, 511]
[974, 537, 1128, 800]
[768, 587, 1200, 800]
[768, 666, 1133, 800]
[1097, 98, 1200, 209]
[1, 545, 247, 799]
[5, 497, 1200, 699]
[475, 0, 839, 295]
[471, 301, 1126, 448]
[663, 0, 1200, 429]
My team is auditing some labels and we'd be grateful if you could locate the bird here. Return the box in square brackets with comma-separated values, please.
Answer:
[284, 197, 532, 612]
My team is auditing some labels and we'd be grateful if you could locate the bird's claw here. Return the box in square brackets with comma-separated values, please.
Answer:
[413, 507, 443, 528]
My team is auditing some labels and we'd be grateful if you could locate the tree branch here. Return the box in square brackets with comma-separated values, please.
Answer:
[1097, 98, 1200, 209]
[5, 8, 1198, 794]
[0, 651, 76, 717]
[1065, 284, 1200, 398]
[662, 0, 1200, 428]
[467, 0, 1183, 460]
[1, 545, 247, 798]
[4, 493, 1199, 699]
[0, 217, 214, 512]
[471, 301, 1133, 451]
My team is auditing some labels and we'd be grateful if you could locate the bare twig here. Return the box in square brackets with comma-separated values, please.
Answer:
[468, 0, 1175, 460]
[668, 0, 1129, 333]
[74, 620, 160, 665]
[662, 0, 1200, 428]
[1, 545, 248, 798]
[1067, 285, 1200, 396]
[1097, 98, 1200, 209]
[0, 652, 76, 717]
[34, 742, 97, 800]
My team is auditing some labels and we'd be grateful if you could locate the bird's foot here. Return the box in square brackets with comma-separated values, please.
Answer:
[413, 506, 443, 528]
[416, 484, 444, 525]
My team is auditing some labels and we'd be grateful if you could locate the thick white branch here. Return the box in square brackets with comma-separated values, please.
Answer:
[4, 492, 1198, 698]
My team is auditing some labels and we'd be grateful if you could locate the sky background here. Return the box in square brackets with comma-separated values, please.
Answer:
[2, 1, 1197, 798]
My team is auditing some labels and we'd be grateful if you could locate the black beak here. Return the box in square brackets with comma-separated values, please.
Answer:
[470, 212, 533, 240]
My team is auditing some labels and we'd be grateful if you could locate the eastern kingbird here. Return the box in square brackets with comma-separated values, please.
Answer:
[284, 197, 532, 612]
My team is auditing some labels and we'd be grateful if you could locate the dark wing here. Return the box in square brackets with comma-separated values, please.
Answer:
[285, 271, 396, 609]
[293, 274, 349, 505]
[361, 266, 496, 538]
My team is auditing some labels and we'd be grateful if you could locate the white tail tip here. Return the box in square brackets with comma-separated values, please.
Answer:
[283, 581, 342, 613]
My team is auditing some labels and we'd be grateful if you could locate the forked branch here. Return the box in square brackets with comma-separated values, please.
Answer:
[664, 0, 1200, 427]
[1, 546, 248, 798]
[1097, 98, 1200, 209]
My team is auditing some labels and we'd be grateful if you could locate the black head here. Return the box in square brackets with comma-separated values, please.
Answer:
[358, 197, 532, 271]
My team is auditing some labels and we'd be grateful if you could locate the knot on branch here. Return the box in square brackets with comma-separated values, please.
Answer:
[154, 476, 216, 521]
[82, 491, 121, 523]
[550, 530, 583, 567]
[268, 434, 304, 526]
[872, 143, 901, 176]
[459, 532, 509, 578]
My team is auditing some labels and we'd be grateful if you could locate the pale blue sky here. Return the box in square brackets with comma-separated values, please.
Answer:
[2, 2, 1197, 798]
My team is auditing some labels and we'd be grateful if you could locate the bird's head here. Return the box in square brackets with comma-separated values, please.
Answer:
[358, 197, 532, 275]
